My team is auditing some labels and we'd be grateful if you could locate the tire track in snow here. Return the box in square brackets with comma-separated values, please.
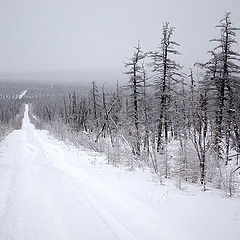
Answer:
[0, 151, 19, 240]
[61, 172, 138, 240]
[16, 106, 121, 239]
[0, 105, 165, 240]
[32, 139, 135, 240]
[29, 124, 139, 240]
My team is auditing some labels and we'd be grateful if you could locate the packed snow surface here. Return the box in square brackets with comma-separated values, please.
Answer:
[0, 105, 239, 240]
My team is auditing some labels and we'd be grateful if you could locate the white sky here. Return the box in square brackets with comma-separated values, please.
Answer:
[0, 0, 239, 78]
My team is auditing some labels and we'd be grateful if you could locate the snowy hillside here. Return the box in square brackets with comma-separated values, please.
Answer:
[1, 2, 240, 239]
[0, 105, 239, 240]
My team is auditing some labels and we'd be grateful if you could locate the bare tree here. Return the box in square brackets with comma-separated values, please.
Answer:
[150, 22, 182, 152]
[124, 41, 146, 155]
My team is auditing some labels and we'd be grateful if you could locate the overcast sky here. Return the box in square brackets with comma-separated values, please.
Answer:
[0, 0, 240, 80]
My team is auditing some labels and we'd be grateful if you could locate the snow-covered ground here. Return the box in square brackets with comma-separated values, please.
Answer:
[0, 105, 239, 240]
[16, 90, 28, 100]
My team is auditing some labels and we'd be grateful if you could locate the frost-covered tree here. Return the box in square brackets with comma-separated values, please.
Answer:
[199, 13, 240, 163]
[124, 42, 146, 155]
[150, 22, 183, 152]
[87, 81, 101, 131]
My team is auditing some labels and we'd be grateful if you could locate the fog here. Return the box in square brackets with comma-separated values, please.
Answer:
[0, 0, 240, 84]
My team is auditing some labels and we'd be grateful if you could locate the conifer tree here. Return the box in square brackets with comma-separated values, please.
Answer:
[150, 22, 182, 152]
[124, 42, 146, 155]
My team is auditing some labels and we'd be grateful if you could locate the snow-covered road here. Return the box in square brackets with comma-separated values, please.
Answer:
[0, 105, 239, 240]
[16, 90, 28, 100]
[0, 105, 170, 240]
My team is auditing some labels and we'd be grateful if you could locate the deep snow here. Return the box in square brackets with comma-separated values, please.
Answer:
[0, 105, 239, 240]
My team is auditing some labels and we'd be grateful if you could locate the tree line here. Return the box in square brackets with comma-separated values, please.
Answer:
[32, 13, 240, 196]
[0, 81, 25, 140]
